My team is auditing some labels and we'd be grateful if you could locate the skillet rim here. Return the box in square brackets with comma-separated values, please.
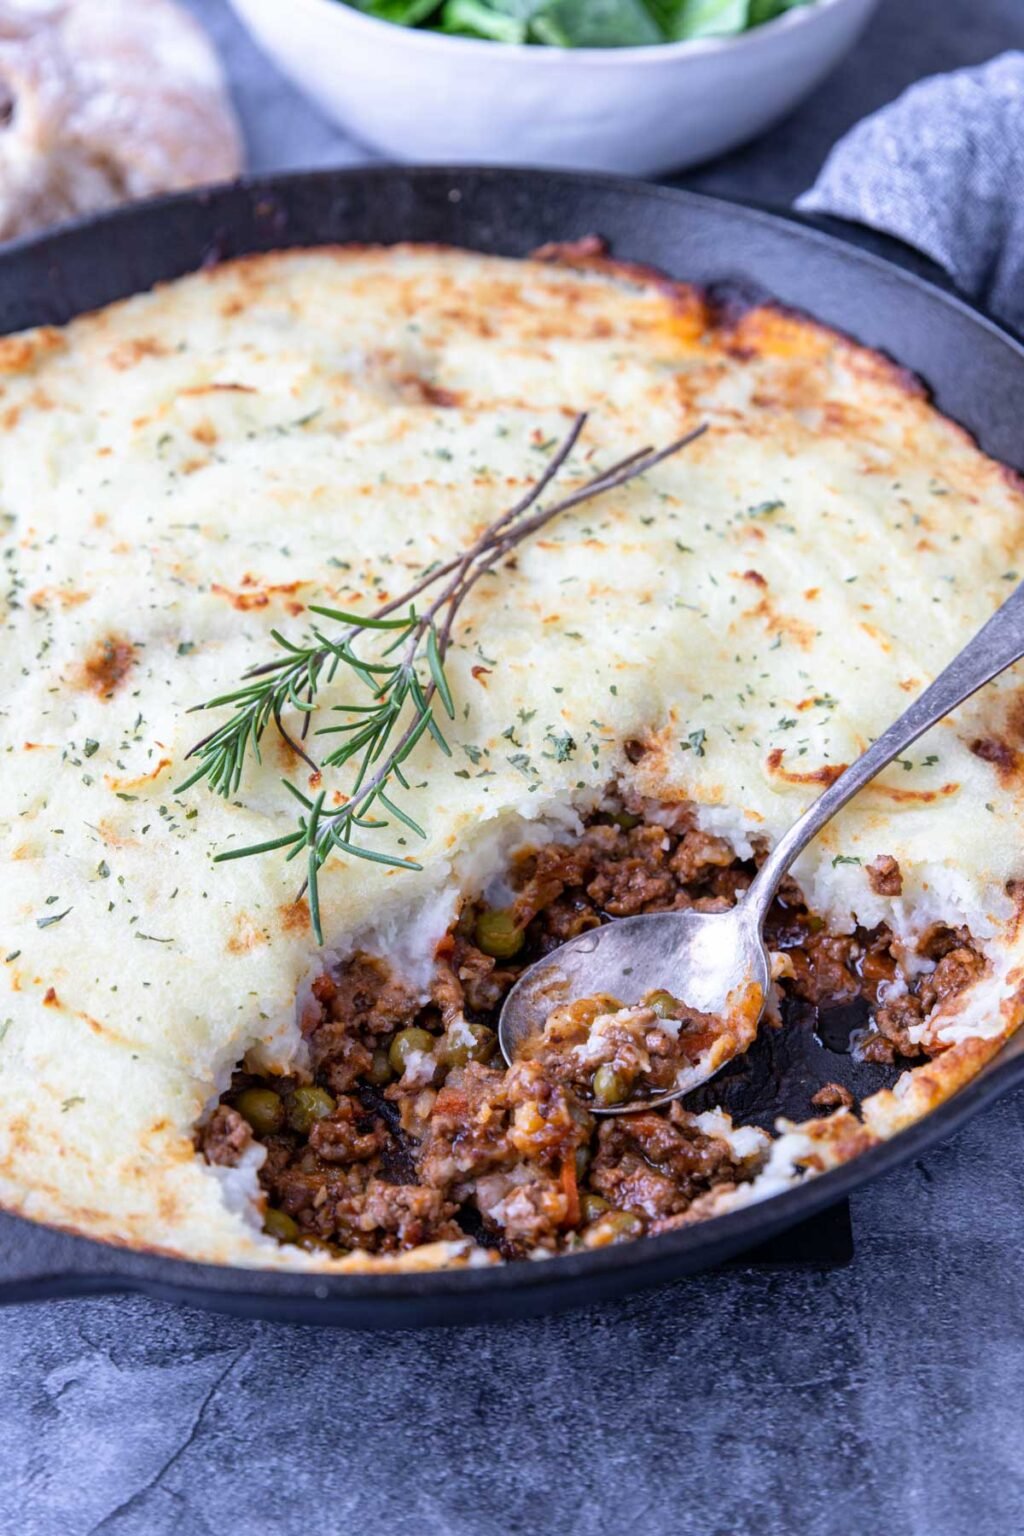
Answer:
[4, 162, 1019, 364]
[3, 163, 1023, 1319]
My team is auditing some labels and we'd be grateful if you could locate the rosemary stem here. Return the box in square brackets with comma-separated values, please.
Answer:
[183, 413, 710, 941]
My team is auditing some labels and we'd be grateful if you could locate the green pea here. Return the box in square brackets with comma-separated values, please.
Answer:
[296, 1233, 341, 1257]
[598, 1210, 644, 1242]
[610, 810, 642, 831]
[366, 1048, 394, 1086]
[592, 1064, 633, 1107]
[647, 989, 681, 1020]
[574, 1143, 592, 1182]
[388, 1026, 436, 1076]
[442, 1022, 498, 1068]
[473, 908, 525, 960]
[287, 1085, 336, 1134]
[234, 1086, 285, 1136]
[580, 1193, 610, 1223]
[263, 1207, 299, 1243]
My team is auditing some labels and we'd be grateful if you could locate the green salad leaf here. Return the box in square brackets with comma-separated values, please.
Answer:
[349, 0, 441, 25]
[440, 0, 544, 42]
[654, 0, 749, 39]
[531, 0, 664, 48]
[747, 0, 813, 22]
[343, 0, 816, 44]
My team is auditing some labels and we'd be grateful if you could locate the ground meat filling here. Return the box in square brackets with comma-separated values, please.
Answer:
[200, 800, 987, 1258]
[202, 1104, 252, 1168]
[523, 990, 728, 1108]
[866, 854, 903, 897]
[589, 1108, 752, 1229]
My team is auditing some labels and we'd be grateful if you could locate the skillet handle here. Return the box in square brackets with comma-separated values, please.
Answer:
[0, 1211, 133, 1302]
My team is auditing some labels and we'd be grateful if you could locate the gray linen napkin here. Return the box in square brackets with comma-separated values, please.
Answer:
[797, 51, 1024, 334]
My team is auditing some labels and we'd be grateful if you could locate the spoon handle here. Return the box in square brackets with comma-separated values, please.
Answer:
[746, 578, 1024, 922]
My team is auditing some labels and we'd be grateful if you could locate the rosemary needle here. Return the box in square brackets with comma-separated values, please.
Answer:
[180, 414, 707, 941]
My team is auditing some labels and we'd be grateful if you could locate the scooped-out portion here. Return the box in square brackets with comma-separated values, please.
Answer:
[200, 790, 988, 1260]
[520, 980, 764, 1110]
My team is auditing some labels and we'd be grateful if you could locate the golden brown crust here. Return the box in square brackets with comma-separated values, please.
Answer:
[1, 239, 1023, 1273]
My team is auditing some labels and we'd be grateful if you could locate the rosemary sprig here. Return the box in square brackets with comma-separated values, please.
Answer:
[180, 414, 707, 941]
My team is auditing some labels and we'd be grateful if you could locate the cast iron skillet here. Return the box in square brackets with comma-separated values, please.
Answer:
[1, 166, 1023, 1328]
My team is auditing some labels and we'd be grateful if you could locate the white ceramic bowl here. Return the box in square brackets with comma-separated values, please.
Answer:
[228, 0, 880, 176]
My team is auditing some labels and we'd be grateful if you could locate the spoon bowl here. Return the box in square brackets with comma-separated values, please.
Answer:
[498, 905, 771, 1113]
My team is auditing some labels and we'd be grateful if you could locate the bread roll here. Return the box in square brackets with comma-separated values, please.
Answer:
[0, 0, 242, 240]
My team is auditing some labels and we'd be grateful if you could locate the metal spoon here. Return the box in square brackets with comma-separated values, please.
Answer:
[498, 579, 1024, 1112]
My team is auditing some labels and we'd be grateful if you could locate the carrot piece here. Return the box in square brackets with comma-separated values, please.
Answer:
[560, 1155, 580, 1227]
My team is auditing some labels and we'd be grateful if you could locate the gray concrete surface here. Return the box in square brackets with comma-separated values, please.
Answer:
[5, 1, 1024, 1531]
[5, 1091, 1024, 1535]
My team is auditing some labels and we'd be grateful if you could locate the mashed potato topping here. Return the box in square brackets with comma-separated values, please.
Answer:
[1, 245, 1022, 1269]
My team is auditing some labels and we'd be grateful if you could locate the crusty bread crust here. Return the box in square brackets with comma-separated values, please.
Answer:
[0, 0, 241, 240]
